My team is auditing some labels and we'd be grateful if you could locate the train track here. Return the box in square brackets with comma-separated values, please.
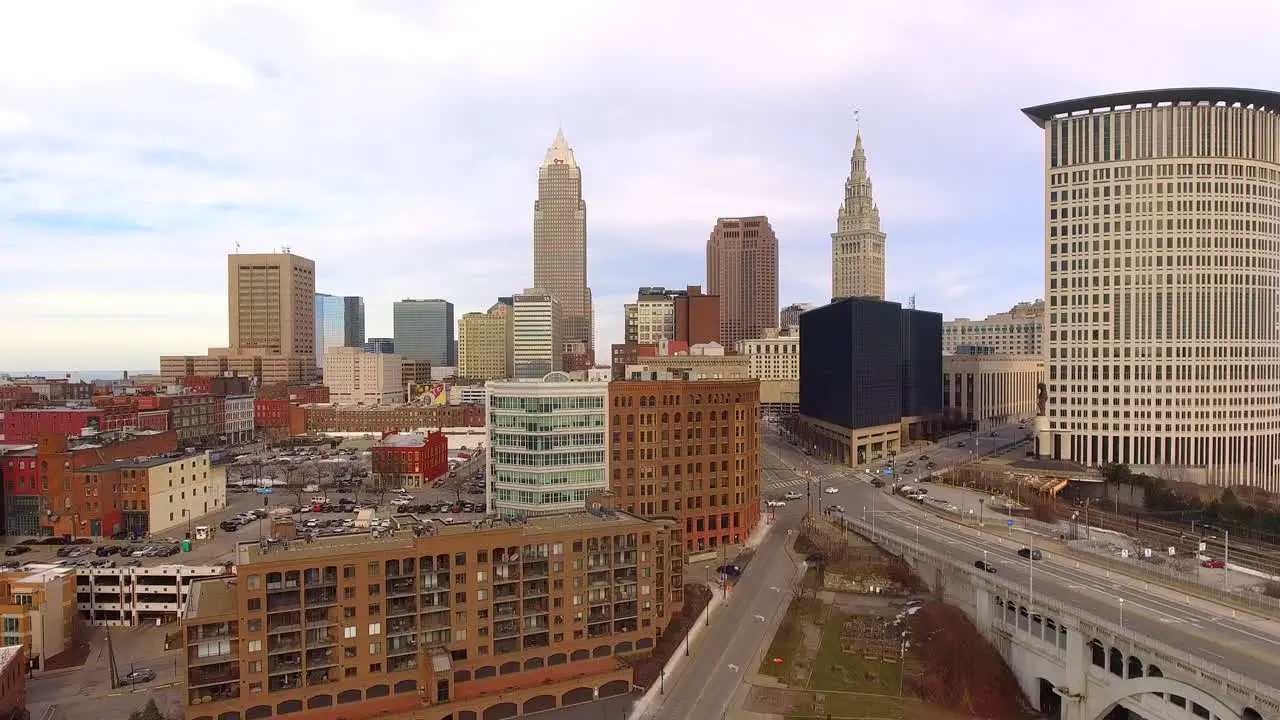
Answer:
[1062, 501, 1280, 579]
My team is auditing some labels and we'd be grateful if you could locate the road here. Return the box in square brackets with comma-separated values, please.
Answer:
[642, 449, 808, 720]
[763, 430, 1280, 690]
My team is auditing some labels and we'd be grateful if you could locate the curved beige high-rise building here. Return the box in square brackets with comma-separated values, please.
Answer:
[533, 130, 594, 366]
[1024, 87, 1280, 489]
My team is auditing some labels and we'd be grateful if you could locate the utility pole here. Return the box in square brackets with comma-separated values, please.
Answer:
[106, 627, 119, 689]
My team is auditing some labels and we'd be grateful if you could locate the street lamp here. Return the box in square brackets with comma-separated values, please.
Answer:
[1118, 597, 1125, 631]
[1204, 525, 1230, 592]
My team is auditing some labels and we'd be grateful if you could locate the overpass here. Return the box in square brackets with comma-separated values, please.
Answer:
[837, 513, 1280, 720]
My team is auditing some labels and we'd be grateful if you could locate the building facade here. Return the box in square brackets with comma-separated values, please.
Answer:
[0, 406, 139, 443]
[79, 451, 226, 536]
[224, 394, 255, 444]
[161, 252, 317, 385]
[780, 302, 813, 331]
[798, 297, 942, 466]
[76, 563, 229, 626]
[831, 133, 887, 301]
[943, 300, 1044, 356]
[314, 294, 366, 370]
[672, 285, 720, 346]
[623, 342, 749, 382]
[0, 566, 78, 670]
[182, 507, 681, 720]
[322, 347, 406, 406]
[706, 216, 779, 347]
[608, 376, 761, 552]
[458, 301, 513, 381]
[363, 338, 395, 354]
[371, 432, 450, 489]
[486, 374, 608, 517]
[533, 130, 595, 366]
[737, 328, 800, 415]
[169, 393, 220, 445]
[511, 289, 563, 380]
[300, 405, 484, 434]
[393, 299, 455, 368]
[0, 645, 25, 719]
[1024, 87, 1280, 487]
[623, 288, 676, 345]
[943, 350, 1044, 432]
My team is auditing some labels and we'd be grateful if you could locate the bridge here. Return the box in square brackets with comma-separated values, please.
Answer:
[837, 515, 1280, 720]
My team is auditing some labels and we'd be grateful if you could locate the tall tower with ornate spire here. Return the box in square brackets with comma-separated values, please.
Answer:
[533, 129, 594, 367]
[830, 131, 886, 301]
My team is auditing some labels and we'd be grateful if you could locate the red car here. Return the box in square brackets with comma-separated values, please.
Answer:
[1202, 559, 1226, 569]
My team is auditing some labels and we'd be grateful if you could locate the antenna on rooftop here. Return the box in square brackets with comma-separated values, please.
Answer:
[281, 245, 292, 254]
[908, 294, 916, 310]
[234, 241, 240, 254]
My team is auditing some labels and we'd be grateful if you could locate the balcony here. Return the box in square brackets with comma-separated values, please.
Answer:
[492, 564, 520, 583]
[188, 646, 237, 666]
[614, 586, 637, 601]
[420, 573, 450, 591]
[523, 632, 550, 650]
[586, 554, 609, 570]
[521, 598, 547, 615]
[494, 601, 518, 620]
[306, 630, 336, 647]
[268, 635, 301, 654]
[388, 598, 417, 617]
[302, 568, 338, 587]
[387, 618, 417, 636]
[268, 673, 302, 693]
[586, 539, 610, 554]
[613, 602, 638, 620]
[188, 686, 239, 706]
[266, 576, 300, 593]
[304, 588, 337, 607]
[388, 638, 418, 656]
[385, 560, 415, 579]
[305, 649, 337, 669]
[423, 628, 449, 647]
[388, 578, 415, 597]
[494, 637, 520, 655]
[613, 570, 638, 584]
[267, 613, 302, 633]
[614, 619, 638, 634]
[266, 594, 301, 613]
[587, 610, 610, 624]
[587, 571, 610, 588]
[522, 560, 549, 579]
[522, 580, 549, 597]
[307, 669, 338, 686]
[188, 663, 240, 687]
[389, 656, 418, 673]
[493, 586, 518, 601]
[304, 609, 335, 628]
[267, 654, 302, 675]
[587, 624, 611, 639]
[522, 616, 548, 632]
[494, 621, 519, 640]
[613, 551, 637, 566]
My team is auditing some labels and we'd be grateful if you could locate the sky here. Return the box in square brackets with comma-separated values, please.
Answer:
[4, 0, 1280, 371]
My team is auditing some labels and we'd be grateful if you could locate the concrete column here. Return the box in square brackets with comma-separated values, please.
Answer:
[974, 585, 994, 634]
[1058, 623, 1089, 720]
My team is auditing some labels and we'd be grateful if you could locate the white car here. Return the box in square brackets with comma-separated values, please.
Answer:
[823, 487, 840, 494]
[783, 491, 803, 500]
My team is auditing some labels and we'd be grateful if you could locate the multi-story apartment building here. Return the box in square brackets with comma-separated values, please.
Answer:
[623, 288, 677, 345]
[607, 375, 761, 552]
[371, 432, 450, 489]
[737, 328, 800, 415]
[511, 289, 563, 380]
[458, 300, 513, 381]
[831, 133, 887, 301]
[1, 430, 179, 537]
[75, 563, 229, 626]
[314, 294, 366, 370]
[322, 347, 406, 406]
[942, 349, 1044, 432]
[1023, 87, 1280, 487]
[77, 450, 226, 537]
[161, 253, 318, 385]
[0, 565, 79, 670]
[486, 374, 608, 517]
[707, 217, 779, 347]
[394, 299, 456, 368]
[942, 300, 1044, 356]
[181, 504, 682, 720]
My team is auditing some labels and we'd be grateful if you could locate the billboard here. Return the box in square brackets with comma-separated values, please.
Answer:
[408, 382, 448, 406]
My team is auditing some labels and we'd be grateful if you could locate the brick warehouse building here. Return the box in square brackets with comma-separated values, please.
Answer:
[181, 502, 682, 720]
[0, 405, 140, 443]
[0, 430, 179, 537]
[371, 432, 450, 489]
[301, 405, 484, 434]
[607, 375, 761, 552]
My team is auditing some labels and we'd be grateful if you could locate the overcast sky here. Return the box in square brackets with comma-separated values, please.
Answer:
[4, 0, 1280, 371]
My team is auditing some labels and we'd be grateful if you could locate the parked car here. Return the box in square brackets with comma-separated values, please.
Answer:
[120, 668, 156, 685]
[3, 547, 30, 557]
[1017, 548, 1042, 561]
[783, 491, 803, 500]
[823, 487, 839, 494]
[1202, 558, 1226, 569]
[716, 564, 742, 577]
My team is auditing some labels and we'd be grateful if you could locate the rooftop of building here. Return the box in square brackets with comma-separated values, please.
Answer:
[0, 646, 21, 671]
[0, 444, 37, 456]
[79, 450, 206, 473]
[5, 405, 105, 413]
[375, 432, 439, 448]
[0, 565, 73, 586]
[1022, 87, 1280, 127]
[185, 576, 240, 621]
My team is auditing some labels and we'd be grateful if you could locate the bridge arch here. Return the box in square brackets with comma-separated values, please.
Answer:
[1090, 675, 1242, 720]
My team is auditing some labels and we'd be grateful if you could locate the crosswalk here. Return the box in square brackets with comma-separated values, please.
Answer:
[764, 470, 851, 490]
[765, 477, 807, 489]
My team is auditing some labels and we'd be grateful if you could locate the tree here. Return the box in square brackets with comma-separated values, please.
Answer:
[128, 699, 164, 720]
[283, 461, 319, 509]
[440, 468, 469, 506]
[240, 458, 264, 488]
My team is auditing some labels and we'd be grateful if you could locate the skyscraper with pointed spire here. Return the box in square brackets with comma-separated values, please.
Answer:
[831, 132, 886, 301]
[533, 129, 594, 366]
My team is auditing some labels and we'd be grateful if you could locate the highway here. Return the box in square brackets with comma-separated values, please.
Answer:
[762, 431, 1280, 689]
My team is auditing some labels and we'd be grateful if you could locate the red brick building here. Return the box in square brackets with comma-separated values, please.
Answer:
[607, 377, 761, 552]
[0, 645, 26, 719]
[371, 431, 449, 488]
[254, 400, 292, 429]
[0, 406, 139, 444]
[673, 285, 721, 345]
[0, 386, 36, 407]
[1, 430, 179, 537]
[303, 404, 484, 433]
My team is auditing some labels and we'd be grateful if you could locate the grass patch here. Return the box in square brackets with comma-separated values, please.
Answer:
[759, 596, 825, 681]
[809, 611, 904, 696]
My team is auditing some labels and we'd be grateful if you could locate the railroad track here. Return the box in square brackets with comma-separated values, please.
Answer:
[1064, 502, 1280, 578]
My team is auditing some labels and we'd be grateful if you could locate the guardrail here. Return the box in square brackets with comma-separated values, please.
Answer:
[836, 514, 1280, 706]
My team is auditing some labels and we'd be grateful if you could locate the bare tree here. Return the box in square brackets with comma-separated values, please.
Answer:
[440, 470, 469, 506]
[283, 461, 319, 509]
[241, 458, 264, 489]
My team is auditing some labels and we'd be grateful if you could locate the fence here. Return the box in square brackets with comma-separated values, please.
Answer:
[835, 514, 1280, 706]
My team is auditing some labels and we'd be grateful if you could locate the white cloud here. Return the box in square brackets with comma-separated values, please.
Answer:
[3, 0, 1280, 368]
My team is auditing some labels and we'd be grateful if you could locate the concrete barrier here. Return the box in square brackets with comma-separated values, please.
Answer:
[628, 592, 719, 719]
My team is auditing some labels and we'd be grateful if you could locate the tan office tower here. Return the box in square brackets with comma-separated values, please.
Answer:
[831, 133, 886, 301]
[1023, 87, 1280, 490]
[458, 299, 514, 380]
[533, 130, 594, 366]
[706, 216, 778, 347]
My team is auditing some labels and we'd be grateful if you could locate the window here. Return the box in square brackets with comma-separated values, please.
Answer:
[249, 682, 262, 693]
[343, 565, 356, 579]
[370, 663, 382, 673]
[343, 587, 355, 600]
[475, 570, 487, 583]
[344, 646, 357, 658]
[344, 626, 357, 639]
[1, 619, 17, 634]
[368, 604, 381, 616]
[368, 622, 381, 636]
[367, 562, 380, 576]
[454, 628, 467, 642]
[247, 619, 262, 633]
[476, 590, 488, 601]
[247, 640, 262, 653]
[369, 642, 381, 656]
[247, 575, 261, 590]
[247, 598, 261, 611]
[247, 660, 262, 673]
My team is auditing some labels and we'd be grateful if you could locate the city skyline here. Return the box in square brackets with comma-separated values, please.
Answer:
[3, 2, 1280, 369]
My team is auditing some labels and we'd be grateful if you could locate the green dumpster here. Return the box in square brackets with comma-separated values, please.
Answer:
[181, 540, 192, 552]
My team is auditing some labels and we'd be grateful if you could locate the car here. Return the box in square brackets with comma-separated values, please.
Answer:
[904, 460, 916, 467]
[823, 487, 839, 494]
[716, 564, 742, 576]
[120, 668, 157, 685]
[974, 560, 998, 573]
[925, 461, 937, 469]
[955, 441, 966, 448]
[918, 454, 929, 461]
[220, 520, 242, 532]
[124, 559, 142, 567]
[902, 468, 914, 475]
[870, 480, 885, 488]
[1017, 548, 1042, 561]
[804, 552, 826, 564]
[3, 547, 30, 557]
[989, 431, 998, 438]
[826, 504, 846, 514]
[765, 499, 785, 508]
[1202, 558, 1226, 569]
[783, 491, 803, 500]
